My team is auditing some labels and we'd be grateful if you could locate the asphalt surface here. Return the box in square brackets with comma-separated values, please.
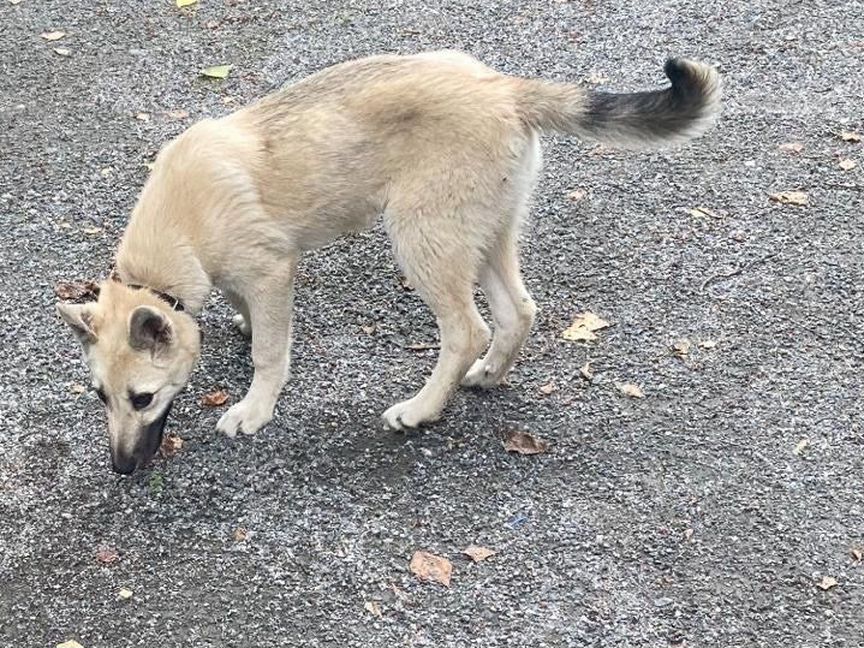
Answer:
[1, 1, 863, 647]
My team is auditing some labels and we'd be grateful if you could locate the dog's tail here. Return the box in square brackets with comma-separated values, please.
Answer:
[514, 58, 720, 148]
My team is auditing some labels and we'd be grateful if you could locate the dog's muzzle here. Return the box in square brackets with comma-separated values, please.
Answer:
[110, 403, 173, 475]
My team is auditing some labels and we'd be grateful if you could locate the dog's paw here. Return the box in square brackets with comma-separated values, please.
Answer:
[460, 359, 501, 389]
[232, 313, 252, 337]
[382, 397, 441, 431]
[217, 399, 273, 437]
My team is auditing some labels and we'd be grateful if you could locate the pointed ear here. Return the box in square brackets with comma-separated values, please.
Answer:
[129, 306, 173, 351]
[56, 302, 98, 346]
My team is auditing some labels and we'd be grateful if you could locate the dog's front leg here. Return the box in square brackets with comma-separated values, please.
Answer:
[217, 264, 297, 437]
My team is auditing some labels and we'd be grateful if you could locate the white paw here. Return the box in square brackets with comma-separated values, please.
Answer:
[216, 398, 273, 437]
[382, 397, 441, 431]
[232, 313, 252, 337]
[460, 358, 500, 388]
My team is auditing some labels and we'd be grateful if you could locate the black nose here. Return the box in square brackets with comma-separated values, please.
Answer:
[111, 454, 137, 475]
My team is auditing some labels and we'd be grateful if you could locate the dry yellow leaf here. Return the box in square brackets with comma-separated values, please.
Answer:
[82, 226, 103, 235]
[463, 546, 497, 562]
[56, 641, 84, 648]
[838, 158, 857, 171]
[617, 383, 644, 398]
[41, 30, 66, 41]
[176, 0, 198, 6]
[769, 191, 809, 206]
[117, 588, 133, 600]
[409, 551, 453, 587]
[817, 575, 838, 591]
[778, 142, 804, 154]
[503, 430, 549, 455]
[201, 64, 233, 79]
[363, 600, 382, 617]
[562, 312, 610, 342]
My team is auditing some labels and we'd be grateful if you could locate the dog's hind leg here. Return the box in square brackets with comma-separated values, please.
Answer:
[224, 290, 252, 337]
[382, 209, 490, 430]
[217, 258, 298, 437]
[461, 226, 536, 388]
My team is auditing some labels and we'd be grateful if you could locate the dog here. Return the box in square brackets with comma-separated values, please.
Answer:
[57, 50, 720, 473]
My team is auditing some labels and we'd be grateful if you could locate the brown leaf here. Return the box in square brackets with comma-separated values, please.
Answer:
[850, 547, 862, 562]
[463, 545, 497, 562]
[409, 551, 453, 587]
[778, 142, 804, 154]
[96, 546, 120, 565]
[617, 383, 645, 398]
[838, 130, 861, 143]
[838, 158, 857, 171]
[232, 527, 248, 542]
[561, 311, 610, 342]
[817, 575, 838, 591]
[159, 433, 183, 458]
[538, 381, 557, 395]
[567, 188, 587, 202]
[673, 339, 692, 357]
[769, 191, 809, 206]
[55, 280, 99, 303]
[201, 390, 229, 407]
[41, 30, 66, 41]
[579, 361, 594, 381]
[503, 430, 549, 455]
[363, 600, 382, 617]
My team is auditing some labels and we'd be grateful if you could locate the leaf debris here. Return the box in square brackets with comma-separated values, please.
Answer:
[503, 430, 549, 455]
[409, 551, 453, 587]
[201, 390, 229, 407]
[561, 311, 610, 342]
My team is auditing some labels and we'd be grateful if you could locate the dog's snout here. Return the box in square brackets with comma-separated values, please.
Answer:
[110, 452, 137, 475]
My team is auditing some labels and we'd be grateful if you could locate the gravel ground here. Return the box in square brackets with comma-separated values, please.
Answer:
[1, 1, 863, 647]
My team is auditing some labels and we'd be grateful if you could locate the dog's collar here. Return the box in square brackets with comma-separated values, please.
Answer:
[126, 284, 186, 312]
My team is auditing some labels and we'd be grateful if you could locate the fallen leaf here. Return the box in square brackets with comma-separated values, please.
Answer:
[838, 131, 861, 143]
[778, 142, 804, 154]
[687, 206, 721, 219]
[817, 575, 838, 591]
[69, 382, 87, 394]
[579, 361, 594, 381]
[232, 527, 248, 542]
[360, 323, 377, 335]
[100, 167, 113, 177]
[82, 226, 103, 235]
[769, 190, 809, 206]
[567, 188, 587, 202]
[585, 72, 609, 84]
[617, 383, 645, 398]
[683, 528, 694, 542]
[463, 545, 496, 562]
[41, 30, 66, 41]
[363, 600, 382, 618]
[409, 551, 453, 587]
[117, 588, 133, 600]
[793, 438, 810, 456]
[53, 47, 71, 57]
[201, 64, 232, 79]
[56, 641, 84, 648]
[166, 109, 189, 119]
[135, 112, 150, 122]
[838, 158, 857, 171]
[850, 547, 862, 562]
[503, 430, 549, 455]
[159, 433, 183, 458]
[673, 339, 692, 357]
[176, 0, 198, 6]
[96, 546, 120, 565]
[55, 280, 99, 303]
[538, 381, 557, 395]
[699, 339, 717, 349]
[561, 311, 610, 342]
[201, 389, 229, 407]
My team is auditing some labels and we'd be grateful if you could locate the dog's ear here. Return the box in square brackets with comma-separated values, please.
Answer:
[56, 302, 98, 346]
[129, 306, 173, 352]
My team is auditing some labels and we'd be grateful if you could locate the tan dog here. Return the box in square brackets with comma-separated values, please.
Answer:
[57, 50, 720, 473]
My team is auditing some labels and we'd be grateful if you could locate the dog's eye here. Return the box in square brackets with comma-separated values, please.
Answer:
[95, 387, 107, 404]
[130, 392, 154, 410]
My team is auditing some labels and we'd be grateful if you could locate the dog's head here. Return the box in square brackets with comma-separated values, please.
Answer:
[57, 281, 200, 474]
